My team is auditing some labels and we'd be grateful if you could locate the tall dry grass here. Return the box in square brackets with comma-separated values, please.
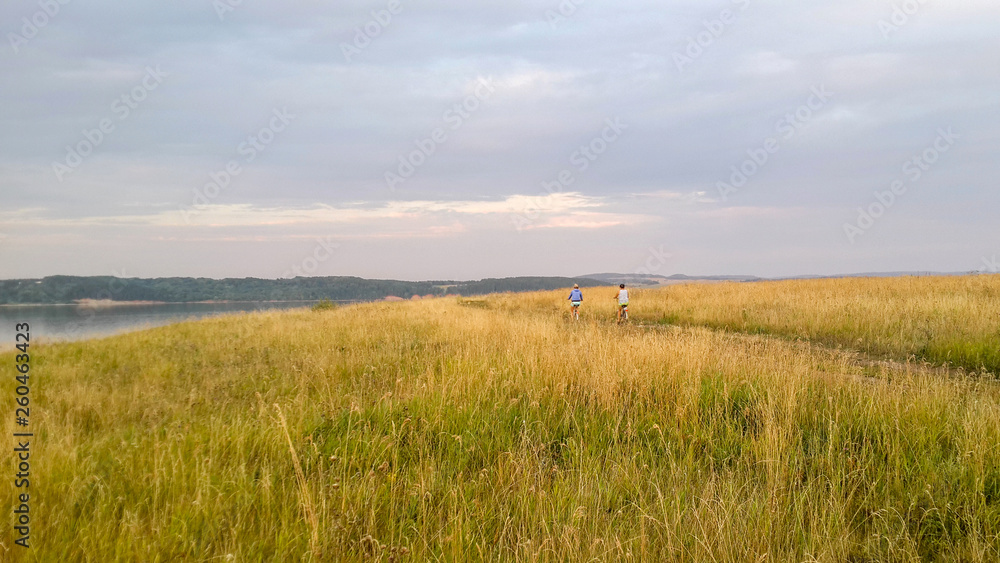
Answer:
[1, 278, 998, 560]
[623, 275, 1000, 374]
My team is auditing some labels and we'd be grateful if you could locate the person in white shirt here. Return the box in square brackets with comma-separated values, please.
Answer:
[616, 284, 629, 322]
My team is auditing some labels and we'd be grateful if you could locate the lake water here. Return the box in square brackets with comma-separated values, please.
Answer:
[0, 302, 320, 344]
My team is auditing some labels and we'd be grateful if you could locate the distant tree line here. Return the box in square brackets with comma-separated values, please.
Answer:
[0, 276, 604, 304]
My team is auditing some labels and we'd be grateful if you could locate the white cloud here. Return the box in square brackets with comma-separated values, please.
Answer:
[1, 0, 997, 279]
[738, 52, 798, 76]
[524, 212, 650, 230]
[629, 190, 716, 204]
[492, 67, 581, 97]
[1, 192, 620, 231]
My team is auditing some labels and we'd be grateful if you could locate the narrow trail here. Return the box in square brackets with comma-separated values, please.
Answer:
[498, 302, 995, 387]
[619, 318, 998, 389]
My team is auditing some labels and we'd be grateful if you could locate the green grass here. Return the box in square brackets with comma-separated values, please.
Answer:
[312, 299, 338, 312]
[633, 275, 1000, 374]
[3, 279, 1000, 561]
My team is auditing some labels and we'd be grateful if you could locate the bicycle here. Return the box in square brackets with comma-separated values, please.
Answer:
[615, 284, 630, 324]
[616, 301, 629, 324]
[570, 301, 581, 321]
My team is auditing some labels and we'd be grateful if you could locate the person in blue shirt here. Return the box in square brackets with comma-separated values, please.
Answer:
[568, 284, 583, 320]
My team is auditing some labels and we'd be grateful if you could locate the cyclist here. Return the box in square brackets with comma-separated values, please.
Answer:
[568, 284, 583, 320]
[616, 283, 629, 322]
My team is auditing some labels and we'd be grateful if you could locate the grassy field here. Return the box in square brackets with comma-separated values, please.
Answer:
[632, 276, 1000, 375]
[3, 276, 999, 561]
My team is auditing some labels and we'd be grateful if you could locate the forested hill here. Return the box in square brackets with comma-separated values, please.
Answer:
[0, 276, 604, 304]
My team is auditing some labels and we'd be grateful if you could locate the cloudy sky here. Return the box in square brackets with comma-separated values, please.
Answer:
[1, 0, 997, 281]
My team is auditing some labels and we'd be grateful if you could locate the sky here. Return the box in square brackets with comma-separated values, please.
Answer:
[1, 0, 998, 281]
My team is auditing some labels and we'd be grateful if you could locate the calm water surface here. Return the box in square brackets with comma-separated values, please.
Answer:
[0, 302, 320, 344]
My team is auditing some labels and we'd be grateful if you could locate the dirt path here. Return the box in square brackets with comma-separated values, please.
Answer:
[631, 321, 997, 389]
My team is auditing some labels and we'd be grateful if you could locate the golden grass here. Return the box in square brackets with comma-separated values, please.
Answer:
[628, 275, 1000, 374]
[2, 276, 999, 561]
